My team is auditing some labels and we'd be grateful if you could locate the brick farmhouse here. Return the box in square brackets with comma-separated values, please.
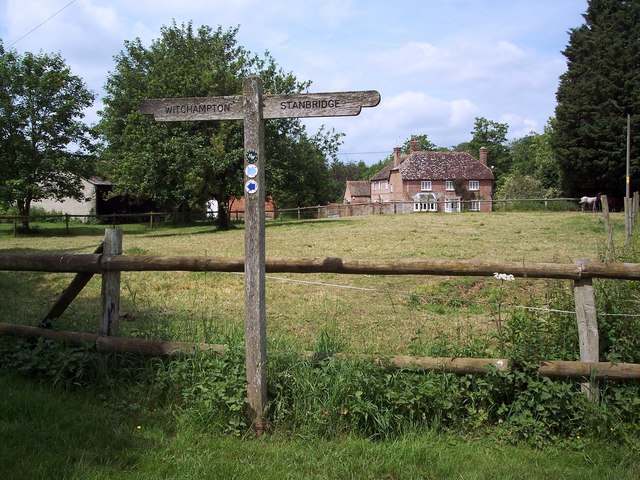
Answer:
[345, 141, 494, 213]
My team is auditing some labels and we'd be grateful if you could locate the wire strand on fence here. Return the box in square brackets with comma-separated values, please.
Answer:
[227, 272, 640, 319]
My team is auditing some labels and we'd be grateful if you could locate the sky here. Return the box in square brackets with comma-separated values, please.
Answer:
[0, 0, 588, 165]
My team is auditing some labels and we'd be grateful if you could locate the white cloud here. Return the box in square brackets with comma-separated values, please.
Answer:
[0, 0, 587, 165]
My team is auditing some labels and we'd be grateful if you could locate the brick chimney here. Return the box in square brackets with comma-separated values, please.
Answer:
[393, 146, 402, 167]
[409, 139, 419, 153]
[479, 146, 488, 166]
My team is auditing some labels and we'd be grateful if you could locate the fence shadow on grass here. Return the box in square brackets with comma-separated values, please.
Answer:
[0, 371, 165, 480]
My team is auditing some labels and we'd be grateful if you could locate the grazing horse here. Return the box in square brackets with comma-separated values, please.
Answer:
[580, 195, 599, 212]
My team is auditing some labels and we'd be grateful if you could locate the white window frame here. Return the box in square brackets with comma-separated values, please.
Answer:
[421, 180, 432, 191]
[470, 200, 480, 211]
[469, 180, 479, 191]
[445, 180, 454, 191]
[445, 198, 461, 213]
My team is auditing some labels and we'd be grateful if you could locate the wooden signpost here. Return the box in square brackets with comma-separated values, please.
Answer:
[139, 78, 380, 433]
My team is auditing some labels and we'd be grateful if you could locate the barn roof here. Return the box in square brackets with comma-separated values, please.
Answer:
[346, 180, 371, 196]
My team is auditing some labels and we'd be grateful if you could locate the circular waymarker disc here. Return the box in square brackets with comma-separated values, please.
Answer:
[245, 164, 258, 178]
[246, 149, 258, 163]
[245, 179, 258, 194]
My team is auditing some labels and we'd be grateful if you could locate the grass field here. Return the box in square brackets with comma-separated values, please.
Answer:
[0, 212, 624, 354]
[1, 370, 638, 480]
[0, 211, 630, 355]
[1, 211, 639, 479]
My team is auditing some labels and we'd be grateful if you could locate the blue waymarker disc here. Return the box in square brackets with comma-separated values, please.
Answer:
[245, 164, 258, 178]
[245, 179, 258, 194]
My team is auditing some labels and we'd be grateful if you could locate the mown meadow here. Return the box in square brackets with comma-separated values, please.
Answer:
[1, 211, 639, 479]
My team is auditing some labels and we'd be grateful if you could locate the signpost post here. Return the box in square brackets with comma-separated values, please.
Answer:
[140, 77, 380, 433]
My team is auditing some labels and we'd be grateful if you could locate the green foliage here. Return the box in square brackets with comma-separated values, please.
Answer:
[98, 22, 338, 227]
[266, 126, 343, 208]
[0, 338, 98, 388]
[466, 117, 511, 185]
[368, 133, 442, 180]
[151, 347, 249, 435]
[267, 354, 640, 445]
[326, 158, 370, 203]
[495, 173, 547, 201]
[401, 134, 437, 152]
[0, 42, 95, 232]
[509, 120, 561, 193]
[595, 279, 640, 363]
[553, 0, 640, 197]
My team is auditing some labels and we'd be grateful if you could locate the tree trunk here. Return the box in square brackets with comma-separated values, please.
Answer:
[17, 198, 31, 233]
[216, 195, 233, 231]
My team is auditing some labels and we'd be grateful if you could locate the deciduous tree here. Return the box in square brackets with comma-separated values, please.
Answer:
[98, 22, 335, 229]
[466, 117, 510, 186]
[0, 43, 95, 231]
[509, 120, 560, 193]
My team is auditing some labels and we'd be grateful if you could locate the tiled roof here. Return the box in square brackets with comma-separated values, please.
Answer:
[346, 181, 371, 196]
[369, 161, 395, 181]
[399, 151, 494, 180]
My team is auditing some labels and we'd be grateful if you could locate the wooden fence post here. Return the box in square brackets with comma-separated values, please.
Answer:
[100, 228, 122, 336]
[601, 196, 614, 259]
[243, 76, 267, 433]
[573, 259, 600, 402]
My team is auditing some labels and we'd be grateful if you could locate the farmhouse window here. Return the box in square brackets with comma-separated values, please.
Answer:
[470, 200, 480, 211]
[445, 198, 461, 213]
[421, 180, 432, 191]
[469, 180, 479, 191]
[445, 180, 454, 191]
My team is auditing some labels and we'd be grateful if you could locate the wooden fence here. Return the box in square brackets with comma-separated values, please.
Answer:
[1, 228, 640, 401]
[0, 212, 176, 235]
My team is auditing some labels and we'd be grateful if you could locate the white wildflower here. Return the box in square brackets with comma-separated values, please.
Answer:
[493, 272, 515, 281]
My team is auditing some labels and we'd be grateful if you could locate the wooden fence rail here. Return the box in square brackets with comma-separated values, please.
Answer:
[2, 253, 640, 280]
[2, 322, 640, 381]
[1, 228, 640, 415]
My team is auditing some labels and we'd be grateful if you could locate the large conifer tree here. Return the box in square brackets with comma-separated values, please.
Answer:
[553, 0, 640, 198]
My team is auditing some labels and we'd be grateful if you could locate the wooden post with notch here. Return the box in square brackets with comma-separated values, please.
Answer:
[100, 228, 122, 336]
[573, 259, 599, 403]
